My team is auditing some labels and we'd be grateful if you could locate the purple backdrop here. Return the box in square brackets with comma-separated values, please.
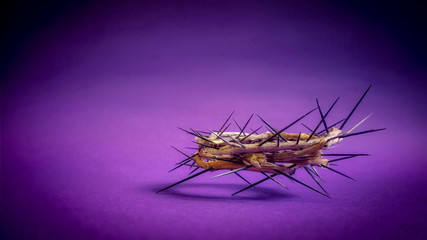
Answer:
[2, 1, 426, 239]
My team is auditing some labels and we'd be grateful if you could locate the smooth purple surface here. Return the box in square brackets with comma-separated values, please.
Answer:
[2, 1, 427, 239]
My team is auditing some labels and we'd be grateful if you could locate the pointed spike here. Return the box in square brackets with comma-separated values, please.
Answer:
[331, 128, 386, 140]
[229, 136, 246, 148]
[232, 174, 277, 196]
[192, 141, 219, 150]
[240, 126, 263, 142]
[219, 123, 232, 136]
[310, 165, 325, 182]
[321, 153, 370, 156]
[307, 97, 339, 141]
[345, 114, 373, 135]
[274, 170, 330, 198]
[256, 114, 287, 142]
[234, 172, 251, 185]
[211, 165, 252, 178]
[316, 98, 329, 134]
[218, 110, 235, 133]
[259, 108, 317, 146]
[177, 127, 198, 137]
[190, 128, 214, 143]
[232, 118, 244, 134]
[188, 167, 200, 175]
[157, 168, 212, 193]
[317, 119, 345, 135]
[304, 167, 328, 194]
[168, 159, 191, 172]
[296, 132, 301, 144]
[208, 129, 236, 147]
[328, 155, 369, 163]
[340, 85, 372, 130]
[170, 145, 192, 158]
[301, 123, 317, 136]
[238, 113, 254, 138]
[321, 164, 356, 181]
[261, 172, 288, 189]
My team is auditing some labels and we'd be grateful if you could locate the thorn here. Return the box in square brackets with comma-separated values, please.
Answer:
[296, 132, 301, 144]
[328, 155, 369, 163]
[274, 170, 330, 198]
[238, 113, 254, 138]
[232, 118, 244, 135]
[229, 136, 246, 148]
[232, 174, 278, 196]
[307, 97, 339, 141]
[330, 128, 386, 141]
[301, 123, 317, 136]
[321, 153, 370, 156]
[170, 146, 192, 158]
[317, 119, 344, 135]
[234, 172, 251, 185]
[240, 126, 263, 142]
[316, 98, 329, 134]
[256, 114, 287, 142]
[259, 108, 317, 146]
[340, 85, 372, 130]
[211, 165, 252, 178]
[168, 159, 191, 172]
[219, 123, 231, 136]
[310, 165, 325, 182]
[157, 168, 212, 193]
[188, 167, 200, 175]
[304, 167, 328, 194]
[190, 128, 214, 143]
[321, 164, 356, 181]
[218, 111, 235, 133]
[261, 172, 288, 189]
[192, 141, 219, 150]
[345, 114, 373, 135]
[208, 129, 236, 147]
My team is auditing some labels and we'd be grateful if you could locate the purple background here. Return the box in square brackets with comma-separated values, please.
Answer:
[2, 1, 427, 239]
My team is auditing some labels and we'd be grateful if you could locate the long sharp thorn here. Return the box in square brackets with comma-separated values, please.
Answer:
[310, 165, 325, 182]
[321, 153, 370, 156]
[209, 129, 236, 147]
[340, 85, 372, 130]
[240, 126, 263, 142]
[274, 170, 330, 198]
[157, 168, 212, 193]
[301, 123, 318, 136]
[304, 167, 328, 194]
[232, 174, 278, 196]
[296, 132, 301, 144]
[331, 128, 386, 140]
[316, 98, 329, 134]
[171, 146, 191, 158]
[321, 164, 356, 181]
[249, 128, 260, 134]
[234, 172, 251, 185]
[188, 167, 200, 175]
[328, 155, 369, 163]
[169, 159, 191, 172]
[256, 114, 287, 142]
[218, 111, 235, 133]
[219, 123, 231, 136]
[177, 127, 198, 137]
[238, 113, 254, 138]
[317, 119, 344, 135]
[232, 118, 244, 134]
[345, 114, 373, 135]
[190, 128, 214, 143]
[259, 108, 317, 146]
[230, 136, 246, 148]
[307, 97, 339, 141]
[211, 165, 252, 178]
[192, 141, 219, 150]
[261, 172, 288, 189]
